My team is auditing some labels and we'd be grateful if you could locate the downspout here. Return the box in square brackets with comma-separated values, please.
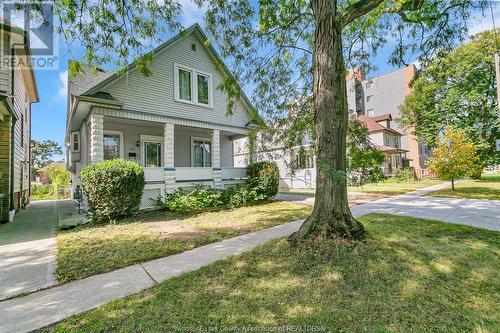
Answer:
[9, 43, 15, 215]
[9, 116, 15, 212]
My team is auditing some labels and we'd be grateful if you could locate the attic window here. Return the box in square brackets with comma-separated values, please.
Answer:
[174, 63, 213, 108]
[191, 43, 196, 51]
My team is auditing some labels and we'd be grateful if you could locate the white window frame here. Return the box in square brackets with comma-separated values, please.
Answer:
[174, 63, 213, 108]
[367, 109, 375, 116]
[103, 130, 124, 160]
[71, 131, 81, 152]
[366, 95, 373, 102]
[190, 136, 212, 167]
[140, 135, 164, 168]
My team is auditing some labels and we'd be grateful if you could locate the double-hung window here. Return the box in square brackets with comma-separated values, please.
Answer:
[191, 137, 211, 167]
[71, 131, 80, 152]
[175, 63, 212, 107]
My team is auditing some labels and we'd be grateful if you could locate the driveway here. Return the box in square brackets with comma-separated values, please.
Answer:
[0, 200, 58, 300]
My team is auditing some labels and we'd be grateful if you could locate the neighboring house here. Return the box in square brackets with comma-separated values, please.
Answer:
[357, 114, 408, 175]
[346, 65, 430, 176]
[0, 23, 39, 223]
[235, 113, 407, 189]
[66, 24, 258, 209]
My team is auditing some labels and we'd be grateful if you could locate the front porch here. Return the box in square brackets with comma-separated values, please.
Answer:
[86, 110, 249, 209]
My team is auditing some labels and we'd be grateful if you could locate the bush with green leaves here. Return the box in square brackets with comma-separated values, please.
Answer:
[31, 182, 50, 196]
[246, 162, 280, 199]
[393, 168, 415, 183]
[81, 159, 145, 223]
[156, 162, 279, 213]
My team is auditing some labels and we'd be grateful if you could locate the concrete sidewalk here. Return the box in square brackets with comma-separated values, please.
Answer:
[0, 200, 87, 301]
[0, 201, 58, 301]
[1, 182, 499, 333]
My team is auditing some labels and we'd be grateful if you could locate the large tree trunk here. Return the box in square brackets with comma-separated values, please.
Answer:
[289, 0, 365, 244]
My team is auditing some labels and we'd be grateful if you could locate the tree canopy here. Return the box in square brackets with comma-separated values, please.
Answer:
[32, 140, 63, 174]
[400, 29, 500, 168]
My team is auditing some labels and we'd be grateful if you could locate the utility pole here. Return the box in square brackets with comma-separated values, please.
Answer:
[496, 52, 500, 152]
[496, 52, 500, 115]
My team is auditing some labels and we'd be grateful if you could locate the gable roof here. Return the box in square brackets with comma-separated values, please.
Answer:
[371, 113, 392, 122]
[69, 24, 259, 122]
[357, 115, 401, 135]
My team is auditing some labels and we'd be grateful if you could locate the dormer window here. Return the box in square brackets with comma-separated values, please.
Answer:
[174, 63, 213, 108]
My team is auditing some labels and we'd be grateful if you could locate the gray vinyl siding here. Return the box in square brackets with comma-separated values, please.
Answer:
[0, 34, 12, 94]
[101, 34, 251, 129]
[12, 67, 30, 193]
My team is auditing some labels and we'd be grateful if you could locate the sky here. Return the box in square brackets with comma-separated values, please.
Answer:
[28, 1, 500, 161]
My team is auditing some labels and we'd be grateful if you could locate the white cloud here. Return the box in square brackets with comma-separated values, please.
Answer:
[58, 70, 68, 100]
[178, 0, 208, 27]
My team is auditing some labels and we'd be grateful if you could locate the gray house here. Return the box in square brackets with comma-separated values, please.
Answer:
[66, 24, 257, 209]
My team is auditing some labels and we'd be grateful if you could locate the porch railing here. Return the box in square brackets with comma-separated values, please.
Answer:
[143, 167, 248, 183]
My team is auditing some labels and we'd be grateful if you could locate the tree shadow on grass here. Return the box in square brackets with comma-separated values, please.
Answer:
[49, 213, 500, 333]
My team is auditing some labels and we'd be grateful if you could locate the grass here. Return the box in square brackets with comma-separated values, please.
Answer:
[46, 214, 500, 333]
[56, 201, 312, 282]
[428, 174, 500, 200]
[348, 178, 441, 195]
[280, 179, 442, 197]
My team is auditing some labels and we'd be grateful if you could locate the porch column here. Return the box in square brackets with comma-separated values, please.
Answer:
[212, 129, 222, 189]
[164, 123, 176, 193]
[90, 113, 104, 163]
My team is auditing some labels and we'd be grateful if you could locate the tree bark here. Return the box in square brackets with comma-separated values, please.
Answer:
[289, 0, 365, 244]
[451, 178, 455, 191]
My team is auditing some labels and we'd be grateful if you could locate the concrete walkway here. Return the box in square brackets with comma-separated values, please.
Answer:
[0, 201, 58, 301]
[1, 183, 499, 332]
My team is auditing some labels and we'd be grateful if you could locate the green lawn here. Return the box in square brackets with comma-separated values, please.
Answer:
[428, 174, 500, 200]
[348, 178, 442, 195]
[56, 201, 312, 282]
[48, 214, 500, 333]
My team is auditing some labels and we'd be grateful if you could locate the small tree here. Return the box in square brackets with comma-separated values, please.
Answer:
[32, 140, 63, 177]
[44, 164, 70, 198]
[428, 127, 480, 190]
[347, 119, 385, 186]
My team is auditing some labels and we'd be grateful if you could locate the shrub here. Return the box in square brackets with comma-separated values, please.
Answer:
[81, 159, 145, 223]
[393, 168, 414, 183]
[247, 162, 279, 199]
[155, 162, 279, 214]
[31, 182, 50, 196]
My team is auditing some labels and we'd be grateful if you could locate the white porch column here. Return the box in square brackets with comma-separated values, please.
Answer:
[164, 123, 176, 193]
[90, 113, 104, 163]
[212, 129, 222, 189]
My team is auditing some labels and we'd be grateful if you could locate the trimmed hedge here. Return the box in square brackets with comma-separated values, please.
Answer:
[81, 160, 145, 223]
[157, 162, 279, 213]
